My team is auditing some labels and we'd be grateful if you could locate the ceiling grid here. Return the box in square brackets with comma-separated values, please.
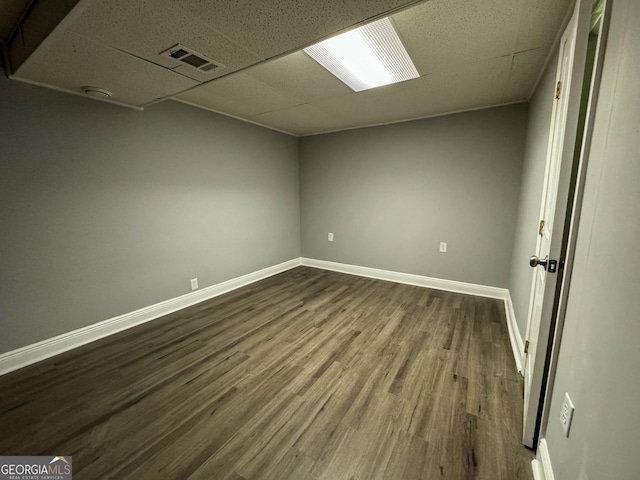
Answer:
[1, 0, 574, 135]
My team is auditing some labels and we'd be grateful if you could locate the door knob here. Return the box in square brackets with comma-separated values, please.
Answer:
[529, 255, 548, 268]
[529, 255, 559, 272]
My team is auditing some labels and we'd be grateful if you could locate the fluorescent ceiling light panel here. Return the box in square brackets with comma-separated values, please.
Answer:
[304, 17, 419, 92]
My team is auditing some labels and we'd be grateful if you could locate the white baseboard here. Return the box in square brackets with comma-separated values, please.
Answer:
[0, 257, 525, 377]
[302, 258, 526, 373]
[0, 258, 301, 376]
[301, 258, 508, 299]
[531, 459, 545, 480]
[538, 438, 555, 480]
[504, 291, 525, 374]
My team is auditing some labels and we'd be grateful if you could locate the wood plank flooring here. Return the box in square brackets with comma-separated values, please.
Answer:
[0, 267, 533, 479]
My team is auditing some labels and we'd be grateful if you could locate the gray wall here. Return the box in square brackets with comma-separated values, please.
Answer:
[508, 52, 559, 340]
[543, 0, 640, 477]
[0, 77, 300, 354]
[300, 104, 528, 288]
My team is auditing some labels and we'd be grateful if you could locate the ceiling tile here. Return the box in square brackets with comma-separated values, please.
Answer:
[12, 30, 199, 105]
[66, 0, 259, 75]
[392, 0, 522, 75]
[250, 104, 354, 136]
[6, 0, 567, 135]
[243, 51, 352, 102]
[171, 65, 215, 83]
[347, 0, 425, 19]
[169, 0, 362, 59]
[504, 48, 549, 102]
[515, 0, 573, 52]
[310, 56, 512, 128]
[176, 72, 305, 118]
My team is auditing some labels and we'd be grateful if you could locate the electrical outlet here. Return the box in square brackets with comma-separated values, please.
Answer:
[439, 242, 447, 253]
[190, 278, 198, 291]
[328, 232, 334, 242]
[560, 392, 575, 437]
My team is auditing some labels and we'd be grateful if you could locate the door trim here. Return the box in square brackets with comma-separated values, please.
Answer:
[522, 0, 593, 448]
[537, 0, 612, 441]
[505, 291, 525, 373]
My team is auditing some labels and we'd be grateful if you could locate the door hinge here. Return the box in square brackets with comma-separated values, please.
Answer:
[539, 220, 545, 236]
[524, 340, 530, 355]
[555, 81, 562, 100]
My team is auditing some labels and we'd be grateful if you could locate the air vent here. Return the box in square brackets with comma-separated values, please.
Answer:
[161, 44, 223, 74]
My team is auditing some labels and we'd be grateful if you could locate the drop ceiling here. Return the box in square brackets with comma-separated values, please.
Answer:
[1, 0, 574, 136]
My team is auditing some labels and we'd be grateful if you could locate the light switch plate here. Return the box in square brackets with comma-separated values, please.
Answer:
[560, 392, 575, 437]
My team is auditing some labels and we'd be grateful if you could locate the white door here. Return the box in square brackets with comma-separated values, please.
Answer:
[522, 11, 579, 447]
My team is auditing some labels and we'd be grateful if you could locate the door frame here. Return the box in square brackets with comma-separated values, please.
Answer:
[521, 0, 593, 448]
[537, 0, 611, 442]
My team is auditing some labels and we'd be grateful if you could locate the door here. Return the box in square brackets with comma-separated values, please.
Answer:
[522, 19, 576, 445]
[522, 0, 590, 448]
[537, 0, 610, 442]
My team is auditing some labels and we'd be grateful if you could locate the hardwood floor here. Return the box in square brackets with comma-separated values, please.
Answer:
[0, 267, 533, 479]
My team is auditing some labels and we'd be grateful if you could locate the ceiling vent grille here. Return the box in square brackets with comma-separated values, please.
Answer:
[161, 44, 223, 74]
